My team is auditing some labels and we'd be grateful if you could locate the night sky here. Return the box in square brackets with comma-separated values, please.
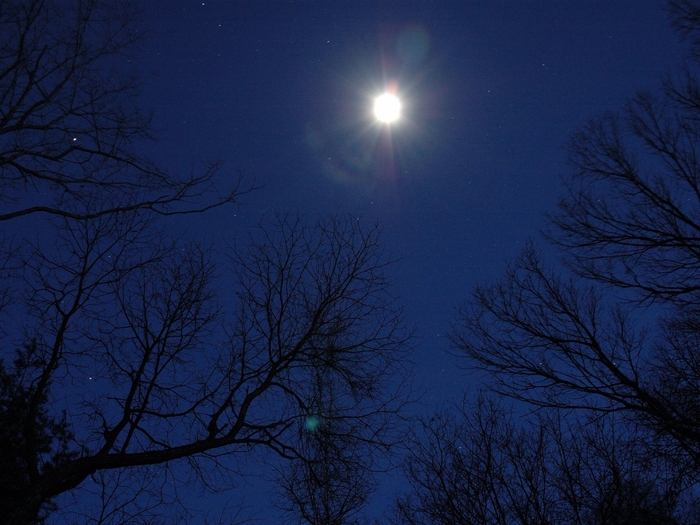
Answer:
[87, 0, 686, 520]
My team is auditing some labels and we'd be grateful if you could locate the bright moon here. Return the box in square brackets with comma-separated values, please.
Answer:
[374, 93, 401, 123]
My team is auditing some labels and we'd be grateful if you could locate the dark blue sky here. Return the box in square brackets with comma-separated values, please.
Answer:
[132, 1, 683, 518]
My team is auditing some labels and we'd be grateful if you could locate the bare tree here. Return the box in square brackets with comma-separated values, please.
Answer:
[0, 3, 411, 521]
[275, 340, 378, 525]
[0, 0, 246, 223]
[393, 399, 689, 525]
[277, 437, 375, 525]
[670, 0, 700, 60]
[451, 0, 700, 476]
[0, 0, 253, 335]
[0, 1, 412, 523]
[1, 212, 411, 524]
[393, 398, 554, 525]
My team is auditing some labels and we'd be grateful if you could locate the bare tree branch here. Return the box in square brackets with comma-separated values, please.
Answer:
[452, 0, 700, 492]
[393, 399, 692, 525]
[3, 213, 412, 524]
[0, 0, 252, 222]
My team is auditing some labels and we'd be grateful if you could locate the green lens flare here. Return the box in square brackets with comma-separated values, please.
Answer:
[305, 415, 320, 431]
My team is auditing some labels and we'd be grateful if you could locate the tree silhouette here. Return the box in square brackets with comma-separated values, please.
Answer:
[2, 212, 411, 524]
[0, 1, 412, 523]
[393, 399, 690, 525]
[0, 343, 77, 524]
[0, 0, 246, 223]
[451, 0, 700, 477]
[275, 340, 380, 525]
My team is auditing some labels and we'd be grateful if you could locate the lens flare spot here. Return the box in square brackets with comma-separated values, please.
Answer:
[305, 415, 321, 431]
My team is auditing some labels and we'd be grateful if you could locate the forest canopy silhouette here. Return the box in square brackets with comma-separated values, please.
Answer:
[5, 1, 700, 524]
